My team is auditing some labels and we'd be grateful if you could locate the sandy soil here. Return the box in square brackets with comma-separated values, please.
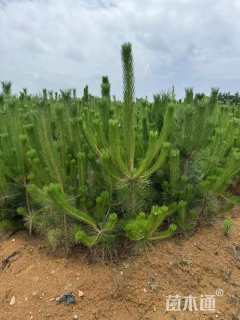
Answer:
[0, 212, 240, 320]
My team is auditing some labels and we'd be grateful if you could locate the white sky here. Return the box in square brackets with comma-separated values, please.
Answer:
[0, 0, 240, 98]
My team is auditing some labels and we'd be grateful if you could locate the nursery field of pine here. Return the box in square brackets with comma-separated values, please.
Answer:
[1, 43, 240, 319]
[1, 43, 240, 252]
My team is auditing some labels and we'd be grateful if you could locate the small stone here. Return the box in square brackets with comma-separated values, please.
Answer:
[143, 288, 147, 293]
[78, 290, 84, 297]
[10, 296, 16, 305]
[32, 291, 38, 297]
[12, 238, 16, 242]
[56, 292, 76, 305]
[73, 315, 79, 320]
[153, 306, 157, 312]
[120, 271, 124, 275]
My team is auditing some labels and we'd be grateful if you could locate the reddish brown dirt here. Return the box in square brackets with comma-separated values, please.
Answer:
[0, 212, 240, 320]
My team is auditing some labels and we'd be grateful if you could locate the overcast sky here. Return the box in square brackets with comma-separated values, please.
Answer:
[0, 0, 240, 98]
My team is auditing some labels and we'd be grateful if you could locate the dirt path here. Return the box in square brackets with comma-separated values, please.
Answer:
[0, 213, 240, 320]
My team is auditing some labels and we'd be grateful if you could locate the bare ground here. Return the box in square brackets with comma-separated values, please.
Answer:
[1, 211, 240, 320]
